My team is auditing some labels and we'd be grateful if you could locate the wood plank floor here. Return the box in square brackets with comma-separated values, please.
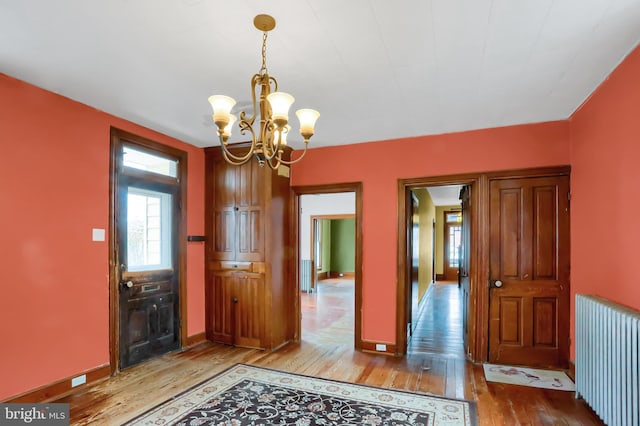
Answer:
[58, 279, 603, 425]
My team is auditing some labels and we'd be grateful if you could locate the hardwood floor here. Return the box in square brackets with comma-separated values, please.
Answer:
[58, 279, 603, 425]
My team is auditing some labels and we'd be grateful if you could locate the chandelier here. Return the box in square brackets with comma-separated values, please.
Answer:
[208, 14, 320, 169]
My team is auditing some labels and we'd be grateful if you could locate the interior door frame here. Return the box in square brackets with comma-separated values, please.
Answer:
[396, 166, 570, 362]
[398, 175, 480, 359]
[109, 127, 189, 375]
[292, 183, 363, 350]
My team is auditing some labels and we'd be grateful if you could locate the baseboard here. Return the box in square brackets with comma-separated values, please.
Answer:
[361, 340, 397, 356]
[567, 360, 575, 381]
[186, 332, 206, 347]
[328, 271, 355, 279]
[416, 281, 435, 319]
[317, 271, 328, 280]
[4, 364, 110, 403]
[436, 274, 445, 281]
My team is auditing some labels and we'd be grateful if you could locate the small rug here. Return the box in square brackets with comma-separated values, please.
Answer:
[483, 363, 575, 391]
[125, 363, 476, 425]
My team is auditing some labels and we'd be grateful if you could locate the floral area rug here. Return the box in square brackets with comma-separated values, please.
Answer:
[483, 364, 575, 391]
[125, 363, 476, 425]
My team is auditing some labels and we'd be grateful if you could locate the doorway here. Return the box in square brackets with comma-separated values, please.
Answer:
[405, 186, 466, 358]
[398, 166, 570, 367]
[293, 184, 363, 350]
[109, 128, 188, 372]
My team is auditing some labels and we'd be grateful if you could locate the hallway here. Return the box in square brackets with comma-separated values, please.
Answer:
[408, 281, 465, 358]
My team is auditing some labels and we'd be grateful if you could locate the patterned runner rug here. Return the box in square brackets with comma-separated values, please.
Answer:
[125, 363, 476, 425]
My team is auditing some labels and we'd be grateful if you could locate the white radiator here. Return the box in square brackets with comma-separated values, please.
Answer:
[300, 260, 313, 293]
[575, 294, 640, 426]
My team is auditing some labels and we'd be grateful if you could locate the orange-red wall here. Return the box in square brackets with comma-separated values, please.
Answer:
[0, 74, 205, 400]
[291, 122, 571, 343]
[569, 45, 640, 355]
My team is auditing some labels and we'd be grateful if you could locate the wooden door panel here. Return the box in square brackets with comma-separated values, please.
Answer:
[532, 297, 556, 347]
[533, 187, 557, 279]
[214, 159, 236, 208]
[489, 175, 569, 368]
[235, 274, 264, 348]
[214, 210, 235, 259]
[237, 210, 263, 261]
[237, 159, 262, 208]
[207, 273, 234, 344]
[497, 188, 522, 279]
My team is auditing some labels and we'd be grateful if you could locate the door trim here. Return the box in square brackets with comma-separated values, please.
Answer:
[109, 127, 188, 374]
[292, 183, 363, 350]
[397, 174, 480, 358]
[396, 166, 571, 361]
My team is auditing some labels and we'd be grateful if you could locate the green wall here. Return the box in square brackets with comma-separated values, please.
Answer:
[330, 218, 355, 273]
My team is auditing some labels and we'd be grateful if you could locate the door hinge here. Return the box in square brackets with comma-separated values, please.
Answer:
[568, 337, 571, 347]
[567, 191, 571, 201]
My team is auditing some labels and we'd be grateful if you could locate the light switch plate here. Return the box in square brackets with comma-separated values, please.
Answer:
[92, 228, 105, 241]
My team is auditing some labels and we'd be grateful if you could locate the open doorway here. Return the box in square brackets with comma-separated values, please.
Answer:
[294, 184, 362, 350]
[404, 184, 470, 359]
[299, 194, 355, 346]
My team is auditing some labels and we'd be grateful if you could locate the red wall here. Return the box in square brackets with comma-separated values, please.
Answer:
[0, 74, 205, 400]
[291, 122, 571, 343]
[569, 45, 640, 355]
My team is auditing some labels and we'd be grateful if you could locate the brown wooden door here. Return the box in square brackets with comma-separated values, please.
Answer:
[234, 273, 265, 348]
[459, 186, 471, 358]
[115, 144, 182, 369]
[212, 157, 264, 262]
[488, 175, 570, 368]
[212, 157, 236, 261]
[236, 160, 264, 262]
[206, 272, 235, 345]
[407, 192, 420, 337]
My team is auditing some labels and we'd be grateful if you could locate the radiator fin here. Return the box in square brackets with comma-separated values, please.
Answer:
[576, 294, 640, 426]
[300, 260, 313, 293]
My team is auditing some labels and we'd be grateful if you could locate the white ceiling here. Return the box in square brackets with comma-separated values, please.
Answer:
[1, 1, 639, 150]
[426, 186, 462, 206]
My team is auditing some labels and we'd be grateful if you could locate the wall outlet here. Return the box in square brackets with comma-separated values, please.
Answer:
[71, 374, 86, 387]
[375, 343, 387, 352]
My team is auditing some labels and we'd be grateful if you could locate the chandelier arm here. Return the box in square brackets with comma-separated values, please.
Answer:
[218, 131, 257, 163]
[264, 155, 282, 170]
[273, 141, 309, 166]
[220, 143, 254, 166]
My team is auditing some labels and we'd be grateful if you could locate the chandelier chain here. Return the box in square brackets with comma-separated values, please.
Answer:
[260, 32, 268, 76]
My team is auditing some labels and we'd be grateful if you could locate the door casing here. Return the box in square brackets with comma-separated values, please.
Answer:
[292, 183, 363, 350]
[109, 127, 189, 374]
[397, 166, 571, 362]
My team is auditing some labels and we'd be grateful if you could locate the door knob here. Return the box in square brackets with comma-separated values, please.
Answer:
[232, 297, 238, 303]
[121, 280, 133, 289]
[495, 280, 503, 288]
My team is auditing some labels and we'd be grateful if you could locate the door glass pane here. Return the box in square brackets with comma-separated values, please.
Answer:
[448, 225, 462, 267]
[127, 187, 172, 271]
[123, 146, 178, 178]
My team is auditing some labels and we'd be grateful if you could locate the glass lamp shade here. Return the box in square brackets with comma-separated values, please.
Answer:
[208, 95, 236, 128]
[222, 114, 237, 140]
[275, 125, 290, 146]
[296, 109, 320, 139]
[266, 92, 295, 124]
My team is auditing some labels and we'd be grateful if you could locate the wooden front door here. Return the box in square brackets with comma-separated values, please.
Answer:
[113, 138, 183, 369]
[488, 175, 570, 368]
